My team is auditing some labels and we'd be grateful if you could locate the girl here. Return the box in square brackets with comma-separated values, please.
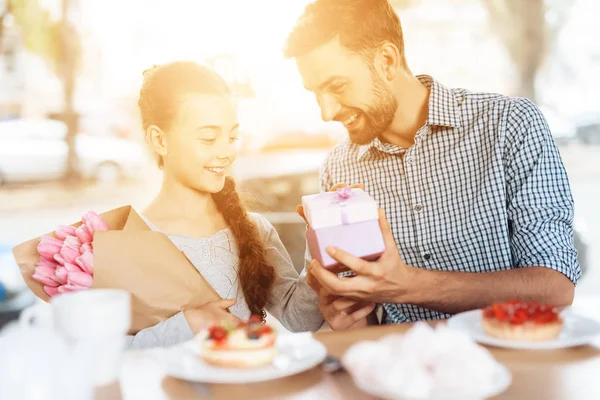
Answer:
[126, 61, 322, 348]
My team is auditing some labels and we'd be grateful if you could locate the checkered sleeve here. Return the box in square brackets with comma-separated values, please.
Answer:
[504, 99, 581, 284]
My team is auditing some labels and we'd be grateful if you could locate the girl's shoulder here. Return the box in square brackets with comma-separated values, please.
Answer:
[247, 212, 288, 249]
[247, 212, 274, 231]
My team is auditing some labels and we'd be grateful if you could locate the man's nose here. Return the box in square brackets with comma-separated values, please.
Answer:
[318, 94, 341, 122]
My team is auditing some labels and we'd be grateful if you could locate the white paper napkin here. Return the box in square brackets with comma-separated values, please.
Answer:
[119, 351, 169, 400]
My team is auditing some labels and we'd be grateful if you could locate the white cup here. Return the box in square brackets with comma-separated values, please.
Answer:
[19, 289, 131, 386]
[0, 325, 94, 400]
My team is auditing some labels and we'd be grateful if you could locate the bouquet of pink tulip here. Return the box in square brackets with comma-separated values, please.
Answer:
[33, 211, 109, 297]
[13, 205, 220, 334]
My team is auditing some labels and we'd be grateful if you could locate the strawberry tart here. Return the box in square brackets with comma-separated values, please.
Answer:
[482, 300, 563, 341]
[197, 315, 278, 368]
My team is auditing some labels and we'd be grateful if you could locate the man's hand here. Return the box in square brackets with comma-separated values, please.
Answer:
[300, 182, 366, 295]
[183, 298, 241, 334]
[296, 183, 365, 223]
[319, 293, 376, 330]
[308, 208, 419, 303]
[310, 207, 577, 313]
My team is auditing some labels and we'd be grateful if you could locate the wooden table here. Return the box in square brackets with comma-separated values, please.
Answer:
[97, 322, 600, 400]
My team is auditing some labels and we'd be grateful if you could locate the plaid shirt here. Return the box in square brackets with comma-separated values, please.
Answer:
[319, 75, 581, 323]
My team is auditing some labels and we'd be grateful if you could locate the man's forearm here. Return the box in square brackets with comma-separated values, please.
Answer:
[399, 266, 575, 315]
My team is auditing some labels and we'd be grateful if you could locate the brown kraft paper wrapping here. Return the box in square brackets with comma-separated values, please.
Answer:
[12, 205, 220, 334]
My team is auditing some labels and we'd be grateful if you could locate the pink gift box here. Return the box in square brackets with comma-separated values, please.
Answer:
[302, 188, 385, 272]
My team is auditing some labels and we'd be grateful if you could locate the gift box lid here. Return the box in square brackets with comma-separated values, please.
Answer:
[301, 188, 379, 230]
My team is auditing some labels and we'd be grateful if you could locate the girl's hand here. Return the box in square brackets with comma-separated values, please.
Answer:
[319, 294, 376, 330]
[184, 298, 240, 334]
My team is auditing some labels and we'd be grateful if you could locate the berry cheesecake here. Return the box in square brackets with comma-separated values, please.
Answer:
[482, 300, 563, 341]
[198, 315, 278, 368]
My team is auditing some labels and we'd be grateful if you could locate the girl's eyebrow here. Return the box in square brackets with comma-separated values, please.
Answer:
[196, 125, 222, 132]
[196, 123, 240, 133]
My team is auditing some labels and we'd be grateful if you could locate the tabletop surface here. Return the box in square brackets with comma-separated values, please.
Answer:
[97, 318, 600, 400]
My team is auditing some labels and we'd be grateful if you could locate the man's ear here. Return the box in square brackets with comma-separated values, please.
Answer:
[377, 42, 402, 82]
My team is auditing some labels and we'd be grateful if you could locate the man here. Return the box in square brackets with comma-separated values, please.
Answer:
[285, 0, 581, 330]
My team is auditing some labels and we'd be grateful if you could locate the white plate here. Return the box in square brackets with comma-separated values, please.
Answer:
[151, 332, 327, 384]
[352, 363, 512, 400]
[447, 309, 600, 350]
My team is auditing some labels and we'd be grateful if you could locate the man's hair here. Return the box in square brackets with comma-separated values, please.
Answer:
[284, 0, 406, 65]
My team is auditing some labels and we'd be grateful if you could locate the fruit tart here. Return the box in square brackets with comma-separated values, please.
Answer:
[197, 314, 278, 368]
[482, 300, 563, 341]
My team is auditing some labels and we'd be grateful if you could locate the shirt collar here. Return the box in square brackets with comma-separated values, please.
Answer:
[420, 75, 462, 129]
[357, 75, 462, 161]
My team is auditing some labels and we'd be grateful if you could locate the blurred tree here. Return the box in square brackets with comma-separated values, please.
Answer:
[482, 0, 572, 102]
[8, 0, 81, 182]
[0, 4, 7, 53]
[391, 0, 572, 102]
[483, 0, 547, 101]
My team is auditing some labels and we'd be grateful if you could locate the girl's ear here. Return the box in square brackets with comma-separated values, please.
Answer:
[146, 125, 168, 158]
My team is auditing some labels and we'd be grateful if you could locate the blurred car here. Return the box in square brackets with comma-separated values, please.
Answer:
[0, 245, 35, 331]
[0, 118, 149, 185]
[256, 132, 341, 153]
[539, 106, 577, 147]
[574, 114, 600, 145]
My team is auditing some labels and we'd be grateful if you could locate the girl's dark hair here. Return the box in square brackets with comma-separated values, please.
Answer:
[138, 61, 275, 316]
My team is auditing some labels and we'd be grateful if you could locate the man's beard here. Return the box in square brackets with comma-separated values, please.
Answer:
[347, 73, 397, 145]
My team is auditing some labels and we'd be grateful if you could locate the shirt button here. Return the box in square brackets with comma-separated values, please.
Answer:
[422, 253, 432, 261]
[406, 156, 415, 164]
[413, 204, 423, 212]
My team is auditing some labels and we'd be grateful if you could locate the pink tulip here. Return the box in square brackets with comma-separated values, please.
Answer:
[37, 236, 64, 261]
[75, 250, 94, 274]
[44, 285, 60, 297]
[67, 271, 93, 288]
[83, 211, 109, 232]
[64, 235, 82, 247]
[37, 257, 59, 270]
[32, 266, 60, 287]
[54, 253, 65, 265]
[33, 273, 59, 287]
[80, 242, 93, 254]
[60, 243, 80, 265]
[58, 283, 87, 293]
[81, 211, 97, 225]
[55, 225, 77, 241]
[35, 265, 56, 277]
[57, 285, 73, 294]
[75, 224, 93, 243]
[63, 262, 82, 273]
[53, 267, 68, 284]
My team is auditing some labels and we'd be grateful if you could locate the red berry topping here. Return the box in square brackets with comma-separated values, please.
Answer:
[483, 308, 495, 318]
[259, 325, 273, 335]
[510, 309, 528, 325]
[208, 326, 228, 340]
[248, 314, 263, 324]
[484, 300, 560, 325]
